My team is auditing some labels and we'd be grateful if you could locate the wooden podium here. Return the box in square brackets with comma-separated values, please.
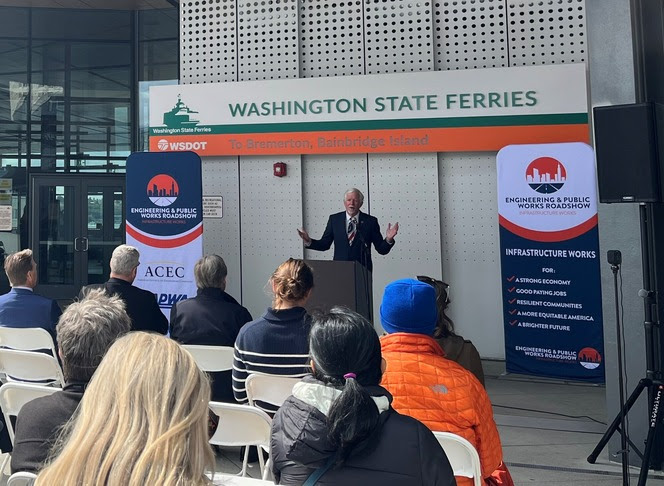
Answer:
[304, 260, 373, 322]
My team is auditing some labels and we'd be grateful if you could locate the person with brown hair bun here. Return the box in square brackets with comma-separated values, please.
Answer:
[232, 258, 314, 414]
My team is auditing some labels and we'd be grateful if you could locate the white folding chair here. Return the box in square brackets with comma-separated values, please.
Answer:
[0, 382, 61, 476]
[182, 345, 235, 372]
[245, 374, 299, 410]
[0, 382, 61, 444]
[433, 431, 482, 486]
[211, 472, 276, 485]
[208, 401, 272, 478]
[0, 349, 64, 387]
[7, 471, 37, 486]
[0, 327, 57, 357]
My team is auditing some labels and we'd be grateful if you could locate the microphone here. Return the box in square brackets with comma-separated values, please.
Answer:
[356, 219, 368, 248]
[638, 289, 654, 299]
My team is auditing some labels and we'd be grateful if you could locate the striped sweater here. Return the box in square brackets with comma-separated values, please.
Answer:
[232, 306, 311, 413]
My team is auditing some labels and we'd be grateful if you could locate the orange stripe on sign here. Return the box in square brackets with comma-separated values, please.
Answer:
[499, 214, 598, 242]
[149, 125, 590, 156]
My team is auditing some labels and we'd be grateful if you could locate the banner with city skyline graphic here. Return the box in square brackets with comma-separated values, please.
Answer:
[126, 151, 203, 317]
[497, 143, 604, 382]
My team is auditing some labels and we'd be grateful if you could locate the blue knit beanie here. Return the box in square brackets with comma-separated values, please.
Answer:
[380, 278, 437, 335]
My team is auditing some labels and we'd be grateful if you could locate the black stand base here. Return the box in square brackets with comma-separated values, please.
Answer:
[588, 378, 664, 485]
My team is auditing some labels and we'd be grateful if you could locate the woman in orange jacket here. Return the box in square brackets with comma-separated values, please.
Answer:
[379, 278, 513, 486]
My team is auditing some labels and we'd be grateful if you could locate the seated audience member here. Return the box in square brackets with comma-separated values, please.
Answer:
[232, 258, 314, 414]
[80, 244, 168, 334]
[170, 254, 252, 402]
[36, 333, 215, 486]
[380, 278, 513, 486]
[271, 307, 456, 486]
[0, 249, 61, 343]
[417, 275, 485, 386]
[11, 289, 131, 474]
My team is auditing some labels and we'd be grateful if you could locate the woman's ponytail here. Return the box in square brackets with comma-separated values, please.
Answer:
[327, 374, 380, 462]
[309, 307, 384, 466]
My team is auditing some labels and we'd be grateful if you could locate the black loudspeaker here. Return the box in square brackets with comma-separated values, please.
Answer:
[594, 102, 664, 203]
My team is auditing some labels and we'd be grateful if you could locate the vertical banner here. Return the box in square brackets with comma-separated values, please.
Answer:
[126, 151, 203, 317]
[497, 143, 604, 382]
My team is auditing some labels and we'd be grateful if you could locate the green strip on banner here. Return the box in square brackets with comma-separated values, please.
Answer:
[150, 113, 589, 136]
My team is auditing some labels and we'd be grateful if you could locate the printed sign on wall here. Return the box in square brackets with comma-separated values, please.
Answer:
[149, 64, 589, 156]
[497, 143, 604, 382]
[126, 151, 203, 317]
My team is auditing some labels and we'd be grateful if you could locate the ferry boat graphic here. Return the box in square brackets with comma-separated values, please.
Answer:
[163, 95, 199, 128]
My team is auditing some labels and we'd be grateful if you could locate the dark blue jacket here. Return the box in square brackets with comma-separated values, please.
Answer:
[170, 287, 252, 402]
[308, 211, 394, 272]
[0, 288, 61, 344]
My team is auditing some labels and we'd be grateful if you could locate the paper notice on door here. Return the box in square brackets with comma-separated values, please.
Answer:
[0, 206, 12, 231]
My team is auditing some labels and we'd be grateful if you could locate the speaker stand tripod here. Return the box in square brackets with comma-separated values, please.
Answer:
[588, 204, 664, 485]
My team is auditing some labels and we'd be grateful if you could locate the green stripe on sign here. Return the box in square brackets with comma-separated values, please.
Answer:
[149, 113, 588, 136]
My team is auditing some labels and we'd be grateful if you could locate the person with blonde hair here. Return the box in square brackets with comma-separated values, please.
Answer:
[36, 332, 215, 486]
[232, 258, 314, 414]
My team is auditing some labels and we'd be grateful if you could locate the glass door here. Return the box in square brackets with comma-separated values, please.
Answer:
[31, 174, 125, 301]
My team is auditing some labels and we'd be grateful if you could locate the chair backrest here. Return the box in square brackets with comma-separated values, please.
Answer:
[208, 401, 272, 450]
[182, 345, 234, 373]
[245, 374, 299, 409]
[7, 471, 38, 486]
[211, 472, 277, 485]
[0, 382, 61, 443]
[0, 348, 65, 387]
[433, 431, 482, 486]
[0, 327, 57, 356]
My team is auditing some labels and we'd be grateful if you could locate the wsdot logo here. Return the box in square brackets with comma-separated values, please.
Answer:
[157, 139, 169, 151]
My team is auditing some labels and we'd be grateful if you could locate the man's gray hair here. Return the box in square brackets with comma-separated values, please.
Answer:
[194, 254, 228, 290]
[344, 188, 364, 204]
[110, 244, 140, 276]
[57, 288, 131, 383]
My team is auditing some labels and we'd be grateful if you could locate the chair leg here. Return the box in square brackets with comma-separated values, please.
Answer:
[239, 446, 250, 477]
[262, 457, 272, 481]
[257, 447, 265, 477]
[0, 452, 9, 477]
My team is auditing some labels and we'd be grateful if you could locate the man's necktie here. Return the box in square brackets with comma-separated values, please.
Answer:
[347, 217, 357, 246]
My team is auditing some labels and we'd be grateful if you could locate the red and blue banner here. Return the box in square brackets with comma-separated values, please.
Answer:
[126, 151, 203, 317]
[497, 143, 604, 382]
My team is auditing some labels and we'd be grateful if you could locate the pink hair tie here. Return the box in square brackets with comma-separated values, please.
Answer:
[343, 373, 357, 380]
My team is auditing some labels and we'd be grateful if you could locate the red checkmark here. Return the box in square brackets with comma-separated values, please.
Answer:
[508, 298, 517, 304]
[508, 286, 516, 292]
[507, 275, 516, 282]
[509, 309, 517, 315]
[510, 320, 518, 326]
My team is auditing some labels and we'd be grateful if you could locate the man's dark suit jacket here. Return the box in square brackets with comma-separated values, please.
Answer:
[0, 288, 61, 345]
[170, 287, 252, 402]
[80, 278, 168, 334]
[308, 211, 394, 272]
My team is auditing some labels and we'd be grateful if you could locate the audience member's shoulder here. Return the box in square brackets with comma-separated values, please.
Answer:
[236, 314, 267, 337]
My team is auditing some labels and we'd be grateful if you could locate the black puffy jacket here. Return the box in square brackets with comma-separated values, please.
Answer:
[270, 377, 456, 486]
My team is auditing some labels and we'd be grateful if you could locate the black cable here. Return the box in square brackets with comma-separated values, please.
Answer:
[492, 404, 606, 425]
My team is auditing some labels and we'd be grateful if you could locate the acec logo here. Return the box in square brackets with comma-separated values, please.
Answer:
[157, 139, 169, 151]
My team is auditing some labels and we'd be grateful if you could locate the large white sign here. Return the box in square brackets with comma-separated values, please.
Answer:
[149, 64, 589, 156]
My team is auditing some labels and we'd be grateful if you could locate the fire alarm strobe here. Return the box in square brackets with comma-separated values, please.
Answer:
[273, 162, 287, 177]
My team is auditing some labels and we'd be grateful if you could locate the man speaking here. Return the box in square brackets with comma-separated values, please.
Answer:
[297, 188, 399, 272]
